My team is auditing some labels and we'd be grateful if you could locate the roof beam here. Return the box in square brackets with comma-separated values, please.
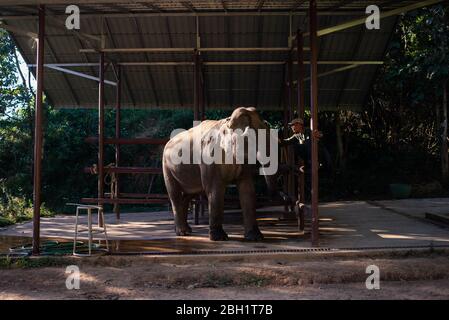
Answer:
[205, 61, 383, 66]
[302, 65, 361, 82]
[30, 60, 383, 67]
[0, 11, 375, 21]
[42, 65, 116, 86]
[28, 63, 99, 67]
[79, 47, 311, 54]
[309, 0, 446, 37]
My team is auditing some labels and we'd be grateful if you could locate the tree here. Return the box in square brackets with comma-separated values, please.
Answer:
[397, 5, 449, 182]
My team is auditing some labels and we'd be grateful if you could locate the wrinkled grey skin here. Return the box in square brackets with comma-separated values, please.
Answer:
[162, 107, 273, 241]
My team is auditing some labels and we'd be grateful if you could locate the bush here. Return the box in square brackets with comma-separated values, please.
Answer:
[0, 181, 54, 225]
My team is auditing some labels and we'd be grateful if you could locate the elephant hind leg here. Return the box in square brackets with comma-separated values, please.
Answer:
[164, 170, 193, 236]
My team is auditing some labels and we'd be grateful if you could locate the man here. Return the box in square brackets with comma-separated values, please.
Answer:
[279, 118, 322, 163]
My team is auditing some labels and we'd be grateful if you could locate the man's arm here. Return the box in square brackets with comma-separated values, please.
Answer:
[279, 135, 298, 147]
[305, 128, 323, 140]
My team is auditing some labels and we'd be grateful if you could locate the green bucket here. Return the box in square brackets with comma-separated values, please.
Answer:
[389, 183, 412, 199]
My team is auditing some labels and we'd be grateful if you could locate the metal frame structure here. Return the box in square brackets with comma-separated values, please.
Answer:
[0, 0, 443, 254]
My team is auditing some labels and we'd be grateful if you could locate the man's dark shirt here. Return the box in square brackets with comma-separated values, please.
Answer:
[279, 129, 312, 162]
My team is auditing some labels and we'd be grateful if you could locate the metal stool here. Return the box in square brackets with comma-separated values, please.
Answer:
[67, 203, 109, 256]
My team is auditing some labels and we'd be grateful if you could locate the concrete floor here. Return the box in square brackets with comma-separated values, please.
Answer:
[1, 199, 449, 254]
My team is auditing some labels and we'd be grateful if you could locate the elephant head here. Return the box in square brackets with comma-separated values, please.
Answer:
[219, 107, 270, 164]
[218, 107, 279, 190]
[227, 107, 267, 131]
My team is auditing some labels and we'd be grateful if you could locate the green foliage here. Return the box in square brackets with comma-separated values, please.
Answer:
[0, 256, 70, 269]
[0, 180, 54, 225]
[325, 4, 449, 199]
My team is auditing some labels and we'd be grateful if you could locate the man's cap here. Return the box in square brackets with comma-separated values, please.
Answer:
[288, 118, 304, 126]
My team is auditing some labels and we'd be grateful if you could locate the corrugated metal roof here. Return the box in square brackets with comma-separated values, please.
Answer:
[0, 1, 427, 111]
[0, 1, 428, 13]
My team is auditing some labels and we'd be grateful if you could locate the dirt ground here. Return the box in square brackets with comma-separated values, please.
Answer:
[1, 250, 449, 300]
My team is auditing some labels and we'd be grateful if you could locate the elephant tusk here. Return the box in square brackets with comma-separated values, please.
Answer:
[242, 126, 251, 137]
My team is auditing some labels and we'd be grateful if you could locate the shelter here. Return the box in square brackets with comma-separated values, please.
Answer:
[0, 0, 443, 254]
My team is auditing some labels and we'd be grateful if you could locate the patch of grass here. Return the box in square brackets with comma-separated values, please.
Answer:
[202, 273, 234, 287]
[0, 256, 12, 268]
[0, 216, 14, 227]
[239, 273, 271, 287]
[0, 256, 70, 269]
[198, 272, 271, 288]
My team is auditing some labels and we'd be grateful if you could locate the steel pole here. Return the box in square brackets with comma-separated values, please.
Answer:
[193, 49, 200, 224]
[287, 51, 295, 208]
[297, 29, 305, 232]
[309, 0, 320, 246]
[98, 52, 105, 219]
[282, 65, 289, 215]
[114, 64, 121, 220]
[199, 55, 205, 120]
[199, 54, 206, 218]
[193, 49, 200, 121]
[32, 5, 45, 255]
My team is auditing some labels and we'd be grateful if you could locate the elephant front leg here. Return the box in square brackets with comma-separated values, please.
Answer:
[207, 187, 228, 241]
[238, 177, 264, 241]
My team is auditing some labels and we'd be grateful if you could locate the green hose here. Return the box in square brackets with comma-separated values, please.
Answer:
[9, 240, 105, 256]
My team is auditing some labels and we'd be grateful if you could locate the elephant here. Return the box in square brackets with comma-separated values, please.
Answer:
[162, 107, 276, 241]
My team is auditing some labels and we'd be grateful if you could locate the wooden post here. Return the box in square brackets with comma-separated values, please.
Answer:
[282, 65, 289, 215]
[114, 65, 121, 220]
[193, 49, 200, 224]
[98, 52, 105, 222]
[193, 49, 200, 122]
[32, 5, 45, 255]
[199, 55, 205, 121]
[309, 0, 320, 246]
[287, 50, 295, 207]
[296, 29, 305, 232]
[442, 81, 448, 184]
[199, 55, 206, 218]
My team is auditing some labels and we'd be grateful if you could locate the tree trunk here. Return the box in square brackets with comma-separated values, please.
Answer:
[441, 81, 449, 184]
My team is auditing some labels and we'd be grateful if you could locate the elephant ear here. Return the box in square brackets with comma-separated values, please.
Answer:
[219, 123, 234, 157]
